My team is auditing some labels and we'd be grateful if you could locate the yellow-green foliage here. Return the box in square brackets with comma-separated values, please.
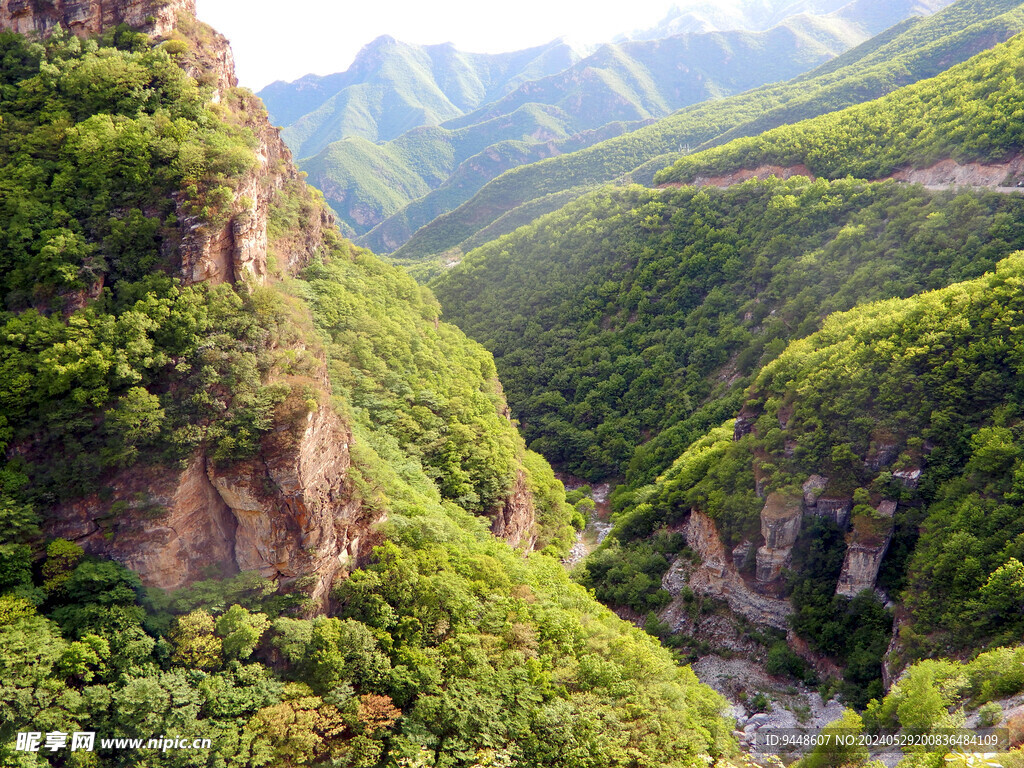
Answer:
[0, 24, 734, 768]
[657, 31, 1024, 184]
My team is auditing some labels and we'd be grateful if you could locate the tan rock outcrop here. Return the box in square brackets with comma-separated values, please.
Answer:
[48, 456, 238, 591]
[206, 407, 374, 609]
[47, 406, 380, 611]
[490, 468, 537, 550]
[671, 509, 793, 631]
[0, 0, 194, 38]
[755, 492, 802, 586]
[835, 506, 895, 598]
[170, 26, 332, 287]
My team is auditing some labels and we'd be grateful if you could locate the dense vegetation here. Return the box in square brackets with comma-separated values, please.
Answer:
[0, 21, 737, 768]
[0, 28, 299, 513]
[657, 27, 1024, 184]
[0, 517, 732, 767]
[303, 110, 640, 240]
[583, 254, 1024, 705]
[434, 178, 1024, 485]
[392, 0, 1024, 263]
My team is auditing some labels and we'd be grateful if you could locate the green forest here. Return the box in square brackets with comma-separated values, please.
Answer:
[434, 178, 1024, 484]
[656, 27, 1024, 184]
[0, 22, 734, 768]
[390, 0, 1024, 263]
[581, 254, 1024, 703]
[13, 0, 1024, 765]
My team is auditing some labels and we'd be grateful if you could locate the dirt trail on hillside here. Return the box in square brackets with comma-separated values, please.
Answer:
[660, 155, 1024, 194]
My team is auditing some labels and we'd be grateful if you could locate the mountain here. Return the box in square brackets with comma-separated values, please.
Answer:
[301, 104, 646, 239]
[626, 0, 951, 39]
[583, 252, 1024, 705]
[260, 36, 582, 153]
[0, 4, 735, 766]
[288, 16, 864, 241]
[656, 23, 1024, 184]
[391, 0, 1024, 265]
[432, 178, 1024, 482]
[429, 3, 1024, 719]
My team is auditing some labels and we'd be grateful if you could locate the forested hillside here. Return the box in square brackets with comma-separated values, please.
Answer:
[434, 178, 1024, 484]
[429, 7, 1024, 728]
[583, 254, 1024, 705]
[0, 13, 735, 768]
[657, 24, 1024, 183]
[393, 0, 1024, 264]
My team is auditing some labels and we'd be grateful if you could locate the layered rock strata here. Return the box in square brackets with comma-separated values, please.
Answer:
[49, 407, 379, 610]
[835, 502, 896, 598]
[755, 492, 803, 588]
[0, 0, 194, 37]
[663, 509, 793, 631]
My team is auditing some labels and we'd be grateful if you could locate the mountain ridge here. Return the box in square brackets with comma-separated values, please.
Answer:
[390, 0, 1022, 265]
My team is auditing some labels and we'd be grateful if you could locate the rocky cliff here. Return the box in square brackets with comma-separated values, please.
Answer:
[49, 405, 380, 611]
[0, 0, 194, 38]
[835, 502, 896, 598]
[754, 492, 802, 590]
[0, 0, 325, 292]
[663, 509, 793, 631]
[489, 469, 537, 550]
[20, 3, 539, 606]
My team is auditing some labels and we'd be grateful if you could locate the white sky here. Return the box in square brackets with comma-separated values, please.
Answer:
[196, 0, 685, 91]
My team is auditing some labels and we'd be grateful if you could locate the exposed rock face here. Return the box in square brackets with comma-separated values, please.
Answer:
[207, 407, 373, 608]
[170, 23, 332, 287]
[0, 0, 193, 38]
[47, 407, 380, 611]
[866, 442, 899, 470]
[812, 497, 853, 529]
[732, 539, 753, 571]
[835, 505, 895, 598]
[489, 469, 537, 550]
[893, 468, 922, 489]
[0, 2, 329, 289]
[48, 456, 238, 590]
[755, 492, 803, 587]
[670, 509, 793, 631]
[802, 475, 827, 507]
[177, 111, 332, 287]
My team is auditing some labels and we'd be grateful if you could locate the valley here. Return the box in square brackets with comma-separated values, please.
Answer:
[4, 0, 1024, 766]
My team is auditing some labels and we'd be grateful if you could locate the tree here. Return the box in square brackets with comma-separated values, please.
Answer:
[170, 610, 223, 671]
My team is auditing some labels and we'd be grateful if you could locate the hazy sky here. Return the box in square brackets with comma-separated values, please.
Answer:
[197, 0, 684, 90]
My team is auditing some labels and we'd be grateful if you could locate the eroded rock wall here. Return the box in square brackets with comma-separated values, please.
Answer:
[664, 509, 793, 631]
[490, 469, 537, 550]
[48, 407, 380, 611]
[755, 492, 802, 588]
[0, 0, 194, 38]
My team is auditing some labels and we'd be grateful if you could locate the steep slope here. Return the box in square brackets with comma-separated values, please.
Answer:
[433, 178, 1024, 485]
[303, 103, 644, 239]
[261, 36, 581, 153]
[393, 0, 1024, 264]
[0, 6, 738, 768]
[300, 15, 860, 242]
[657, 25, 1024, 184]
[585, 253, 1024, 704]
